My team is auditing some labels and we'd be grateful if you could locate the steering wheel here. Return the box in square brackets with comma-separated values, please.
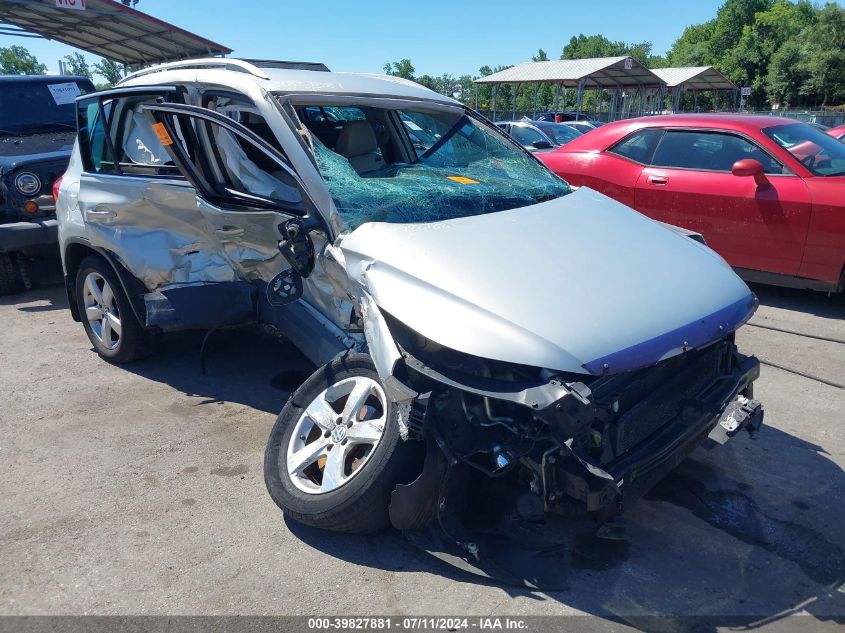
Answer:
[800, 154, 816, 170]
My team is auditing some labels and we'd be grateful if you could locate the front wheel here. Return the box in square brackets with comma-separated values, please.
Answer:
[264, 353, 420, 533]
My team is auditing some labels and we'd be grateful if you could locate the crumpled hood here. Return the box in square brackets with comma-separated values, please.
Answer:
[338, 187, 755, 375]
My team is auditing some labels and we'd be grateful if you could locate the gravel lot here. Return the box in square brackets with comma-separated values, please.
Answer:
[1, 259, 843, 630]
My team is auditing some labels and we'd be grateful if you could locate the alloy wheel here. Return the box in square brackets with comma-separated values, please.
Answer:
[286, 376, 387, 494]
[82, 271, 122, 351]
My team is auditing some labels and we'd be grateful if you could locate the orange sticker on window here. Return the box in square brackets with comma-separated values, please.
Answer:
[151, 122, 173, 146]
[447, 176, 479, 185]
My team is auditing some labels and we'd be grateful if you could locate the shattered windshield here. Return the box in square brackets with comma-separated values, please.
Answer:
[300, 103, 570, 232]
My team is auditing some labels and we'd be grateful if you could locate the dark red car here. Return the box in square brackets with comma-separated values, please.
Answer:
[539, 115, 845, 292]
[827, 124, 845, 141]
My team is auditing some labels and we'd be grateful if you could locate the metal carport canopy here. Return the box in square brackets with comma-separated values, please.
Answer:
[651, 67, 737, 90]
[473, 56, 665, 88]
[0, 0, 232, 68]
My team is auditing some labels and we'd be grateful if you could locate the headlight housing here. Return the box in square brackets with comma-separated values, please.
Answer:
[14, 172, 42, 196]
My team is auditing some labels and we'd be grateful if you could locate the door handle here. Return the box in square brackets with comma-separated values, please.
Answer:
[215, 226, 245, 237]
[84, 205, 116, 220]
[648, 175, 668, 186]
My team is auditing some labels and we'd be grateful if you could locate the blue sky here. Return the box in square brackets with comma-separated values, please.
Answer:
[5, 0, 728, 77]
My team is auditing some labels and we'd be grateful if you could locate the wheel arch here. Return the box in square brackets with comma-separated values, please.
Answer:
[63, 238, 150, 326]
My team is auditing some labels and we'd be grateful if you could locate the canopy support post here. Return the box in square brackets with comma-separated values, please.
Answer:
[609, 88, 618, 121]
[575, 78, 586, 117]
[492, 84, 498, 121]
[553, 82, 561, 114]
[512, 82, 517, 121]
[532, 82, 539, 119]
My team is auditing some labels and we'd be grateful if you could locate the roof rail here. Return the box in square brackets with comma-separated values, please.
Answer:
[243, 60, 330, 72]
[118, 58, 270, 85]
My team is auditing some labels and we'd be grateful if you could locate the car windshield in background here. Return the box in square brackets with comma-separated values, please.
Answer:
[764, 122, 845, 176]
[309, 106, 570, 231]
[535, 122, 582, 145]
[0, 80, 91, 135]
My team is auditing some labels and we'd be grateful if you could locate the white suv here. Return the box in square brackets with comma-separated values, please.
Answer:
[56, 58, 762, 585]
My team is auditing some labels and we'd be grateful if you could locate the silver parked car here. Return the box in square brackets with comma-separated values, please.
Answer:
[495, 120, 582, 152]
[56, 59, 763, 585]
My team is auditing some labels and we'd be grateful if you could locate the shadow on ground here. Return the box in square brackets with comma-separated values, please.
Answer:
[749, 282, 845, 318]
[286, 424, 845, 631]
[3, 282, 316, 415]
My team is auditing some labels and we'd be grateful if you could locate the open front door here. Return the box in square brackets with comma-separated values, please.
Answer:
[140, 103, 325, 314]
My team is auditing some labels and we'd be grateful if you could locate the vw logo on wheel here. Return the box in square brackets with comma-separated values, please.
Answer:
[331, 425, 347, 443]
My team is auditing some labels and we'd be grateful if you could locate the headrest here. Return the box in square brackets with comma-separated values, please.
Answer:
[335, 120, 378, 157]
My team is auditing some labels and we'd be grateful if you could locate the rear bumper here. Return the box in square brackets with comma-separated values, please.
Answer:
[0, 219, 58, 252]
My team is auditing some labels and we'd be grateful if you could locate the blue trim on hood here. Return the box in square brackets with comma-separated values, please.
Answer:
[582, 293, 758, 375]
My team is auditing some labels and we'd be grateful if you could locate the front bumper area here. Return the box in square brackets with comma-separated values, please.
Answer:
[549, 353, 762, 516]
[0, 218, 59, 252]
[389, 342, 763, 588]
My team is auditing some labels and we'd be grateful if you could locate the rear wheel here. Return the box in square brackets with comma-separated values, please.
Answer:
[75, 255, 153, 363]
[265, 353, 421, 533]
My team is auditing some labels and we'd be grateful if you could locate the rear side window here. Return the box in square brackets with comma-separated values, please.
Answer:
[608, 128, 663, 164]
[510, 126, 548, 147]
[652, 130, 784, 174]
[77, 98, 118, 174]
[76, 89, 184, 177]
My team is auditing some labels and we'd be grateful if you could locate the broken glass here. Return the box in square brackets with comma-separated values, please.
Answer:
[309, 107, 571, 232]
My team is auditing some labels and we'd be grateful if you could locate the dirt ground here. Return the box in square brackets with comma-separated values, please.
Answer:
[1, 259, 843, 631]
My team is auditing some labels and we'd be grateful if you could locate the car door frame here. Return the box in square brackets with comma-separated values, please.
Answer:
[73, 85, 238, 328]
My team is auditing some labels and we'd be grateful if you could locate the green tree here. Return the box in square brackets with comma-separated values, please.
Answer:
[63, 52, 91, 78]
[711, 0, 773, 55]
[562, 34, 654, 65]
[382, 59, 415, 80]
[667, 22, 717, 66]
[93, 58, 125, 86]
[562, 34, 628, 59]
[0, 46, 46, 75]
[798, 2, 845, 106]
[766, 38, 806, 107]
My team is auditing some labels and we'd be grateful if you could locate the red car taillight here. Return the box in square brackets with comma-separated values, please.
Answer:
[52, 175, 63, 201]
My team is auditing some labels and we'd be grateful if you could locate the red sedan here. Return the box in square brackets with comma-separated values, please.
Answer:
[539, 115, 845, 292]
[828, 124, 845, 141]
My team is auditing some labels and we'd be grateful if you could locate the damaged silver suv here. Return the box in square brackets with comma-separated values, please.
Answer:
[57, 59, 763, 585]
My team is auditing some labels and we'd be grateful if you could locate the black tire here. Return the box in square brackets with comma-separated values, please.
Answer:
[0, 252, 31, 296]
[75, 255, 154, 363]
[265, 353, 421, 534]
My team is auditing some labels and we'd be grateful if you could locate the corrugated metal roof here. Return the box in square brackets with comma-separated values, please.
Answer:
[474, 56, 665, 88]
[0, 0, 231, 68]
[651, 67, 737, 90]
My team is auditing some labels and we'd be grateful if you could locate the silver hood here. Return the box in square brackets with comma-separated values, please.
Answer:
[338, 187, 755, 375]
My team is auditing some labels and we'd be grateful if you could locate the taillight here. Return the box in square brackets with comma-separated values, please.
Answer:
[52, 175, 63, 201]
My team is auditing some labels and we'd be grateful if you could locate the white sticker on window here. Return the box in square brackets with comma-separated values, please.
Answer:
[47, 82, 82, 106]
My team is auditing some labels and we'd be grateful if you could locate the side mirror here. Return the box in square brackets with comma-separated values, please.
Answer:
[532, 139, 554, 150]
[278, 217, 315, 279]
[732, 159, 769, 187]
